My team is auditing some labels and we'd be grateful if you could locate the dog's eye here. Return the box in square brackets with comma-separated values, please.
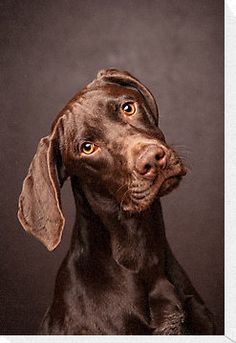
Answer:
[121, 102, 136, 116]
[81, 142, 97, 155]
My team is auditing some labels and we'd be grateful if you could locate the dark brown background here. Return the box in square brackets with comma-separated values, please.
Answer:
[0, 0, 224, 335]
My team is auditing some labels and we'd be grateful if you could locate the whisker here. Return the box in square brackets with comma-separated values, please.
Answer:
[169, 143, 192, 156]
[115, 183, 128, 196]
[185, 165, 192, 174]
[120, 188, 131, 210]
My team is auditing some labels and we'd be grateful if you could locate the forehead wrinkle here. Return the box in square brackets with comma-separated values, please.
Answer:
[74, 84, 146, 122]
[80, 120, 106, 141]
[64, 83, 156, 142]
[83, 84, 142, 103]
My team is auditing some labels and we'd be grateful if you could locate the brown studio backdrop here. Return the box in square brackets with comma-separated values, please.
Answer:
[0, 0, 224, 334]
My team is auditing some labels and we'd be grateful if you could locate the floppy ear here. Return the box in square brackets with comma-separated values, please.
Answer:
[96, 68, 159, 124]
[18, 122, 67, 251]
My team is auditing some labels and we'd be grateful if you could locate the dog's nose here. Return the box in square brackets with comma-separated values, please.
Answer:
[135, 145, 167, 179]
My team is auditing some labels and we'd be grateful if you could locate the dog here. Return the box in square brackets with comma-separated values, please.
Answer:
[18, 69, 215, 335]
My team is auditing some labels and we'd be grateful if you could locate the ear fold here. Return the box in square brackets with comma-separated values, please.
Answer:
[18, 126, 66, 251]
[96, 68, 159, 124]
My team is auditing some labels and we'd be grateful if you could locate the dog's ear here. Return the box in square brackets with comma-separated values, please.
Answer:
[96, 68, 159, 124]
[18, 118, 67, 251]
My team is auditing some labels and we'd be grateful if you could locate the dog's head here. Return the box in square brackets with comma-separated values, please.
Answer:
[18, 69, 186, 251]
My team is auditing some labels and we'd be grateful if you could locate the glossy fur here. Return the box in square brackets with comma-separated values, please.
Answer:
[18, 69, 215, 335]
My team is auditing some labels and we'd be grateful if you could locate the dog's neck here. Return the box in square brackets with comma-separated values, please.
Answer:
[70, 177, 167, 273]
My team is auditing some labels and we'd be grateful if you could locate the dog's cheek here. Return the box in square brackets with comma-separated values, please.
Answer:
[103, 169, 128, 197]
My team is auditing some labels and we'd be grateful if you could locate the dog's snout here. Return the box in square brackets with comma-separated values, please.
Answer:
[135, 145, 167, 179]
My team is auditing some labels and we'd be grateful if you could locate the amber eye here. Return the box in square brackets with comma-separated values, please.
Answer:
[121, 102, 136, 116]
[81, 142, 97, 155]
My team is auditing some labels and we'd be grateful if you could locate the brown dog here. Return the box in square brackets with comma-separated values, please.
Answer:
[18, 69, 214, 334]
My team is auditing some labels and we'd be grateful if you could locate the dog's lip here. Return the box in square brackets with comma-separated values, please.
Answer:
[131, 182, 153, 195]
[132, 165, 186, 195]
[129, 176, 160, 203]
[123, 165, 186, 211]
[161, 174, 182, 185]
[163, 163, 187, 179]
[177, 166, 187, 177]
[158, 165, 186, 187]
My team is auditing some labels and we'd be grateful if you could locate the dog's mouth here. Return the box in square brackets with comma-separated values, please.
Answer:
[158, 174, 183, 196]
[121, 164, 186, 213]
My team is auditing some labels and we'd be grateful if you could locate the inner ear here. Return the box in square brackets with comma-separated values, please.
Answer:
[18, 117, 67, 251]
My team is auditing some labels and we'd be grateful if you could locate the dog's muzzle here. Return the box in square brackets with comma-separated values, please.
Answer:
[121, 144, 186, 212]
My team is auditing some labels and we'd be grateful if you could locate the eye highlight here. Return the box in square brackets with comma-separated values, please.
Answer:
[81, 142, 97, 155]
[121, 102, 136, 116]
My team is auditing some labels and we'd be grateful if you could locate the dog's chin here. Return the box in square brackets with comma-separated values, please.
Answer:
[122, 175, 183, 213]
[158, 175, 182, 197]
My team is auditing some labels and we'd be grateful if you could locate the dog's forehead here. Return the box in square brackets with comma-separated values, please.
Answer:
[81, 83, 143, 105]
[55, 82, 150, 141]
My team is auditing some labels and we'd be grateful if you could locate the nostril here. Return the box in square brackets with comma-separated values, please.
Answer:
[155, 148, 165, 161]
[144, 163, 151, 172]
[135, 146, 167, 177]
[154, 148, 167, 170]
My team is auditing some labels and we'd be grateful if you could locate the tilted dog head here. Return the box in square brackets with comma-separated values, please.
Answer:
[18, 69, 186, 251]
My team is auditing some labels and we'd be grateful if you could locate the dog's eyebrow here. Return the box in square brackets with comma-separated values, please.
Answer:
[80, 121, 106, 141]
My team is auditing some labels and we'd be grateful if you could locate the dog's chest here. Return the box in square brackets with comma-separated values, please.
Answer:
[62, 266, 153, 334]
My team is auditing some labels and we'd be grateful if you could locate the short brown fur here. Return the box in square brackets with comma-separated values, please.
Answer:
[18, 69, 215, 335]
